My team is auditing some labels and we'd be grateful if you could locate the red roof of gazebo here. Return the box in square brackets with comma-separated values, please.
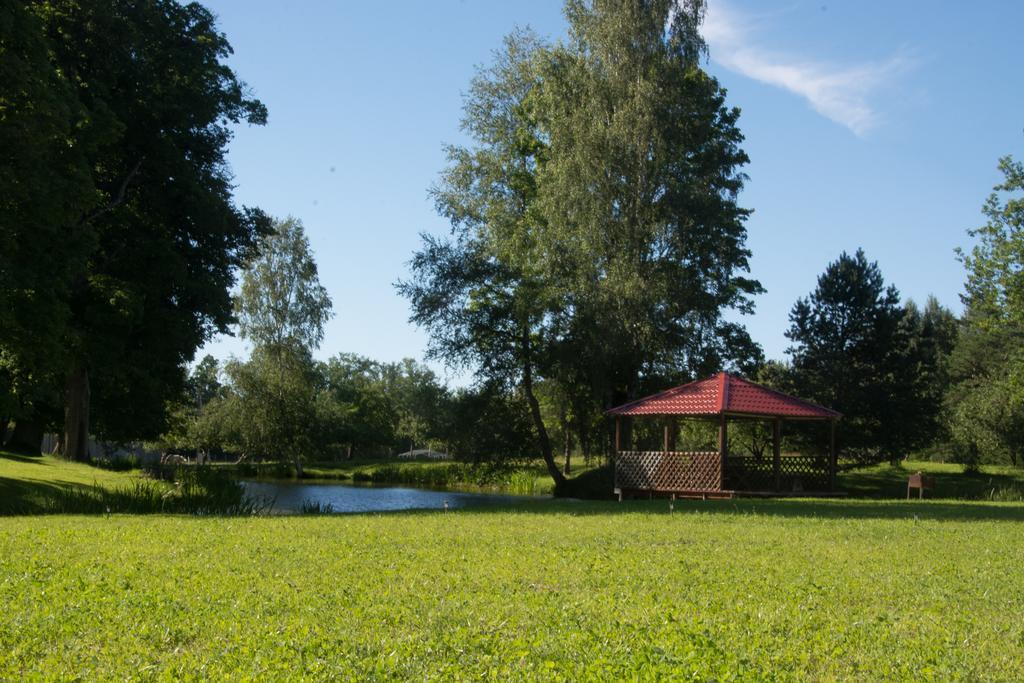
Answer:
[606, 372, 840, 420]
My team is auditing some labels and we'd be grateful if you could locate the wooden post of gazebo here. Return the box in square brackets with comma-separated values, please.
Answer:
[614, 416, 621, 452]
[829, 418, 837, 491]
[718, 414, 728, 490]
[772, 418, 781, 491]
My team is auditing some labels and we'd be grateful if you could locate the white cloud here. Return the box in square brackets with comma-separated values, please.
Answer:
[703, 3, 913, 137]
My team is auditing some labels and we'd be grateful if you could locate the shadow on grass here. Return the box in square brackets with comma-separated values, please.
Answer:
[837, 465, 1024, 501]
[0, 472, 268, 516]
[0, 451, 47, 464]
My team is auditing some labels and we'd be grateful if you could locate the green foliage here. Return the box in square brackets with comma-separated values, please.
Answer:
[504, 469, 541, 495]
[945, 157, 1024, 467]
[0, 496, 1022, 678]
[320, 354, 394, 456]
[211, 218, 336, 472]
[215, 346, 331, 470]
[537, 0, 763, 389]
[1, 1, 269, 456]
[148, 355, 226, 457]
[236, 217, 332, 352]
[380, 358, 451, 454]
[443, 384, 535, 462]
[402, 2, 763, 488]
[786, 250, 948, 463]
[0, 2, 93, 428]
[959, 156, 1024, 329]
[944, 312, 1024, 467]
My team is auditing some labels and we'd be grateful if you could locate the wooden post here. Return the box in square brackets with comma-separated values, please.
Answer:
[829, 419, 837, 491]
[718, 414, 728, 491]
[614, 417, 621, 453]
[772, 418, 781, 492]
[663, 422, 670, 454]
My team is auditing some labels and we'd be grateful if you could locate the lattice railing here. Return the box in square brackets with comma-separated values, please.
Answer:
[615, 451, 721, 492]
[725, 454, 830, 492]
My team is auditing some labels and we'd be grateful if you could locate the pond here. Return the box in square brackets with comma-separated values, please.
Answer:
[241, 479, 548, 514]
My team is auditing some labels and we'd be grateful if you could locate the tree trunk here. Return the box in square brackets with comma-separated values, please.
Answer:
[520, 330, 566, 489]
[7, 418, 43, 455]
[562, 419, 572, 475]
[0, 416, 9, 447]
[63, 364, 90, 461]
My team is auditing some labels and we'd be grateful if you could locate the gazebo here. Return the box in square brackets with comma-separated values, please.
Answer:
[607, 372, 841, 499]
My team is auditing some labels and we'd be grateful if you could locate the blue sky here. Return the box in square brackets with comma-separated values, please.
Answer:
[199, 0, 1024, 380]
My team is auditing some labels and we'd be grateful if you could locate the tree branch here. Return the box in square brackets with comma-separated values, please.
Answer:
[78, 159, 144, 226]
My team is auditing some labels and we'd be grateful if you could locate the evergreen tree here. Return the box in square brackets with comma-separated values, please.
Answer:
[786, 250, 918, 464]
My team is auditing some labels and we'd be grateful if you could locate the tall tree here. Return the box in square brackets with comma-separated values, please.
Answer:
[230, 217, 333, 474]
[958, 156, 1024, 331]
[786, 250, 920, 463]
[397, 29, 570, 486]
[945, 156, 1024, 467]
[401, 2, 762, 490]
[535, 0, 762, 412]
[901, 297, 958, 451]
[23, 0, 269, 459]
[237, 217, 332, 353]
[0, 2, 94, 451]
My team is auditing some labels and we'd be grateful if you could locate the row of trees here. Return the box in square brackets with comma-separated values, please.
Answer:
[161, 197, 1022, 478]
[161, 351, 541, 471]
[154, 218, 538, 472]
[746, 154, 1024, 470]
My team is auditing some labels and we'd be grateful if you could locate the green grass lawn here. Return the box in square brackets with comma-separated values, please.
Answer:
[1, 500, 1022, 680]
[2, 452, 1023, 678]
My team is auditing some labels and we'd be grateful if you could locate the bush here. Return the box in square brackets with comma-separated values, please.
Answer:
[91, 454, 142, 471]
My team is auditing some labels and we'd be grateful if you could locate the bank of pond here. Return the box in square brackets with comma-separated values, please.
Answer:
[2, 451, 1023, 516]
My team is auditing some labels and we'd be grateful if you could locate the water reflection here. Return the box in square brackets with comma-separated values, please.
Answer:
[242, 479, 545, 514]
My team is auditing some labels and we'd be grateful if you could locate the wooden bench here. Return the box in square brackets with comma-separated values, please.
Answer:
[907, 471, 934, 499]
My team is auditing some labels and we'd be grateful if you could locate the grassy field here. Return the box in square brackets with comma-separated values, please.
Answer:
[2, 452, 1023, 678]
[1, 499, 1022, 679]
